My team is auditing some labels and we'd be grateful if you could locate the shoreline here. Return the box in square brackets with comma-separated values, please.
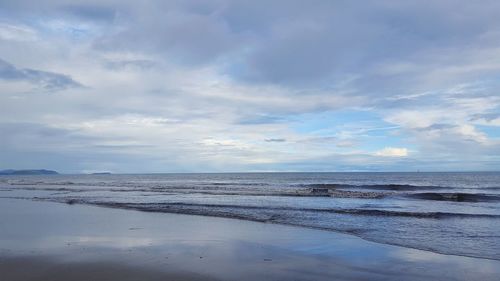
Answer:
[1, 198, 499, 280]
[39, 198, 500, 261]
[79, 201, 500, 261]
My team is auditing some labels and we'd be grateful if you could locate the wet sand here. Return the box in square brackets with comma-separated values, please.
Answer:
[0, 198, 499, 281]
[0, 257, 216, 281]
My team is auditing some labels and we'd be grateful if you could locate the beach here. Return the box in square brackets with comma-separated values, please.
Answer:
[1, 197, 499, 281]
[2, 0, 500, 279]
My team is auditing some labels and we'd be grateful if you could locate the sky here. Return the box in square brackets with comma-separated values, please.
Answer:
[0, 0, 499, 173]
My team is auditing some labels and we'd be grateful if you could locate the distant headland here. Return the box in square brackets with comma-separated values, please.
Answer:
[0, 169, 59, 175]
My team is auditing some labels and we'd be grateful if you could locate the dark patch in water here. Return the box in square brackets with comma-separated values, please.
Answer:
[303, 183, 500, 191]
[65, 199, 80, 205]
[408, 193, 500, 202]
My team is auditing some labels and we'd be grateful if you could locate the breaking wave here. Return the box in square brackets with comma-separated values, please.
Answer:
[59, 201, 500, 220]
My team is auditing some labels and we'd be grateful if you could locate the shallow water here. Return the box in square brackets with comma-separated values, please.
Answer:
[1, 172, 499, 260]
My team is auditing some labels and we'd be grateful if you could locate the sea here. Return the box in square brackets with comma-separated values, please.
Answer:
[1, 172, 499, 260]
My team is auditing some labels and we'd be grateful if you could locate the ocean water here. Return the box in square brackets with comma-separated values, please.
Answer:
[1, 172, 499, 260]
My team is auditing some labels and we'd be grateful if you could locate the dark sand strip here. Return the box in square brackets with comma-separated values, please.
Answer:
[0, 257, 216, 281]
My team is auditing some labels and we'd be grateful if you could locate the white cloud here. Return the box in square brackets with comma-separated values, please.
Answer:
[375, 147, 409, 157]
[0, 23, 37, 41]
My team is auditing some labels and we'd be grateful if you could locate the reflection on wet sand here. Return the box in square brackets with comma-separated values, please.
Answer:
[0, 198, 499, 281]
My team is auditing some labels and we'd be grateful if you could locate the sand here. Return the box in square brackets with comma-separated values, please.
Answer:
[0, 198, 499, 281]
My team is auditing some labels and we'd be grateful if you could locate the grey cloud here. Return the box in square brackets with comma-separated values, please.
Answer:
[237, 115, 287, 125]
[298, 136, 356, 148]
[224, 0, 500, 87]
[94, 8, 242, 65]
[104, 59, 156, 70]
[299, 136, 338, 143]
[470, 112, 500, 122]
[4, 1, 500, 89]
[62, 4, 116, 22]
[417, 123, 457, 131]
[264, 138, 286, 143]
[92, 144, 156, 149]
[0, 58, 22, 79]
[0, 122, 174, 173]
[0, 58, 82, 91]
[0, 122, 94, 149]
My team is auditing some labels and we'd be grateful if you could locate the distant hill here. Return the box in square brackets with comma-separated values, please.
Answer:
[0, 169, 59, 175]
[91, 172, 112, 175]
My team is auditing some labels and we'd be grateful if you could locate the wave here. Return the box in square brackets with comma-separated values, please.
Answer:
[66, 201, 500, 220]
[301, 183, 440, 191]
[330, 209, 500, 219]
[7, 180, 76, 186]
[8, 184, 500, 202]
[6, 178, 500, 191]
[408, 193, 500, 202]
[206, 182, 271, 186]
[302, 183, 500, 191]
[5, 182, 389, 199]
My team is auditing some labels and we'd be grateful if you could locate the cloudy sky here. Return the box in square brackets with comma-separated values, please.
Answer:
[1, 0, 499, 173]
